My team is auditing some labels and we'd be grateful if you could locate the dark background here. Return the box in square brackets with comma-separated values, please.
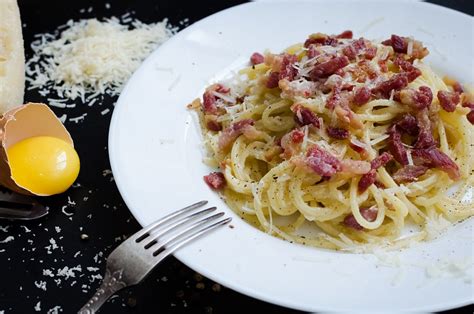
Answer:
[0, 0, 472, 313]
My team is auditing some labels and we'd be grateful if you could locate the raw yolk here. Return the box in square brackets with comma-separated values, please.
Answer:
[7, 136, 80, 195]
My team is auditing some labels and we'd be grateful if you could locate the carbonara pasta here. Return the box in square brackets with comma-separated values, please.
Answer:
[189, 31, 474, 251]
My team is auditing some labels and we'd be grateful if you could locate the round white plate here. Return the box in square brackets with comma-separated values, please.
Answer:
[109, 1, 473, 311]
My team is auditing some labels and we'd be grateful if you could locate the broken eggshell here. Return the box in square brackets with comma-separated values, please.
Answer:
[0, 102, 74, 196]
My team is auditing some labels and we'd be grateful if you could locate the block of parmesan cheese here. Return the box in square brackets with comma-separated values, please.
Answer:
[0, 0, 25, 114]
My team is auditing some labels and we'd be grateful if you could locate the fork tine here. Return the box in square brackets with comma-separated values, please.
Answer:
[133, 200, 208, 242]
[144, 212, 225, 252]
[142, 207, 217, 248]
[152, 217, 232, 260]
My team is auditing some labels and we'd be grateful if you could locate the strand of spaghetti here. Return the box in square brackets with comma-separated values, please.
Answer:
[349, 178, 385, 229]
[267, 179, 296, 216]
[289, 173, 347, 221]
[378, 168, 426, 223]
[368, 185, 387, 226]
[231, 137, 252, 181]
[276, 180, 295, 215]
[358, 107, 406, 122]
[437, 119, 450, 154]
[224, 163, 254, 194]
[380, 190, 408, 225]
[261, 99, 294, 132]
[405, 173, 440, 197]
[252, 161, 293, 230]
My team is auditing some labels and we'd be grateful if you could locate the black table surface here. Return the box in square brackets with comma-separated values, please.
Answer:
[1, 1, 472, 313]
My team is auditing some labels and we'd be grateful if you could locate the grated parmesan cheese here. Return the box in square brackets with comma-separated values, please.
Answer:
[407, 39, 414, 57]
[370, 134, 390, 146]
[406, 149, 414, 166]
[25, 16, 176, 102]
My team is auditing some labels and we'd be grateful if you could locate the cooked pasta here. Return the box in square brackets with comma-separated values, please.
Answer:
[190, 31, 474, 252]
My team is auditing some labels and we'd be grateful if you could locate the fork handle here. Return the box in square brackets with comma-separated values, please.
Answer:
[78, 268, 127, 314]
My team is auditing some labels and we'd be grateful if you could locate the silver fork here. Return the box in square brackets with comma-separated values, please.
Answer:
[78, 201, 230, 314]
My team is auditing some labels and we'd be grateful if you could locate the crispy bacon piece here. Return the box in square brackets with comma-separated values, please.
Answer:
[382, 35, 429, 59]
[218, 119, 255, 151]
[388, 125, 408, 165]
[393, 165, 428, 184]
[364, 46, 377, 60]
[250, 52, 265, 65]
[353, 86, 371, 105]
[292, 104, 320, 128]
[204, 115, 222, 131]
[388, 112, 434, 165]
[303, 145, 341, 177]
[326, 82, 362, 130]
[382, 34, 408, 53]
[291, 130, 305, 143]
[340, 159, 371, 175]
[336, 30, 353, 39]
[266, 72, 280, 88]
[396, 114, 419, 136]
[310, 56, 349, 80]
[462, 97, 474, 124]
[399, 86, 433, 110]
[342, 45, 357, 60]
[279, 54, 298, 81]
[202, 84, 230, 114]
[327, 127, 349, 139]
[204, 172, 226, 190]
[281, 129, 305, 159]
[371, 152, 393, 169]
[202, 91, 218, 114]
[443, 76, 464, 94]
[414, 110, 436, 149]
[342, 38, 365, 60]
[453, 82, 464, 94]
[461, 101, 474, 110]
[467, 111, 474, 124]
[358, 152, 393, 193]
[307, 45, 319, 58]
[358, 171, 377, 193]
[343, 206, 378, 230]
[349, 139, 369, 159]
[265, 53, 298, 88]
[412, 148, 460, 180]
[326, 84, 342, 110]
[304, 33, 338, 48]
[437, 90, 460, 112]
[394, 57, 422, 82]
[372, 73, 409, 99]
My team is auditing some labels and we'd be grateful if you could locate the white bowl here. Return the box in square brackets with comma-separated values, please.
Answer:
[109, 1, 474, 311]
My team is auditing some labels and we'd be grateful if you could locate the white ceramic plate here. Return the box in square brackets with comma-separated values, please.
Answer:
[109, 1, 474, 311]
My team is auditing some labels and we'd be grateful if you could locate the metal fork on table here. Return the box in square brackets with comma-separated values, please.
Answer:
[78, 201, 230, 314]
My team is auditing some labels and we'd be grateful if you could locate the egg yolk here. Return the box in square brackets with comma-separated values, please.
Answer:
[7, 136, 80, 195]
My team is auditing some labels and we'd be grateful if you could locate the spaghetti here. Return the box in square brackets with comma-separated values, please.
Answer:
[190, 31, 474, 251]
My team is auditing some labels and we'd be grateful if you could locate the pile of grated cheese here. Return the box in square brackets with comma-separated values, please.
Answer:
[26, 15, 176, 103]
